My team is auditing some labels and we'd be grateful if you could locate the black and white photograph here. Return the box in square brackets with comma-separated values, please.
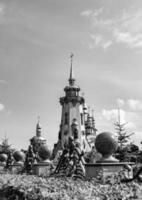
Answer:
[0, 0, 142, 199]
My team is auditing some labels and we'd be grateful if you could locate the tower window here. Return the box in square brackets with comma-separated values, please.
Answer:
[65, 113, 68, 124]
[74, 129, 78, 139]
[64, 131, 68, 136]
[81, 113, 83, 125]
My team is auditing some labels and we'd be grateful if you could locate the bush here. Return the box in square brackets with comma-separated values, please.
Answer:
[0, 173, 141, 200]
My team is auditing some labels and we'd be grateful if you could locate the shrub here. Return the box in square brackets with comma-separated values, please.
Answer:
[0, 173, 141, 200]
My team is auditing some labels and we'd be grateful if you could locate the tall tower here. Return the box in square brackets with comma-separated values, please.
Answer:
[59, 54, 90, 150]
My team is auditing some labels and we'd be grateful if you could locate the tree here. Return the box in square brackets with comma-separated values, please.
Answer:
[114, 108, 134, 149]
[0, 135, 12, 154]
[114, 108, 134, 161]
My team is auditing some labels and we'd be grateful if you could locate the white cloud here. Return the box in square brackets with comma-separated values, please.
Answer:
[81, 10, 93, 17]
[102, 108, 126, 123]
[103, 40, 112, 50]
[125, 122, 136, 130]
[89, 34, 112, 50]
[117, 98, 125, 107]
[131, 132, 142, 147]
[127, 99, 142, 111]
[102, 108, 137, 134]
[114, 29, 142, 48]
[0, 103, 4, 111]
[81, 8, 142, 50]
[81, 8, 103, 18]
[0, 3, 6, 16]
[116, 98, 142, 112]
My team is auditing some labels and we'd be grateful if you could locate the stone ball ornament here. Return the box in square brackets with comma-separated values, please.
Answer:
[38, 145, 51, 161]
[95, 132, 119, 163]
[13, 151, 25, 162]
[0, 153, 8, 163]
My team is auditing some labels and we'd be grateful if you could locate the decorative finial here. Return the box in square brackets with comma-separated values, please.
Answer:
[70, 53, 74, 66]
[69, 53, 75, 86]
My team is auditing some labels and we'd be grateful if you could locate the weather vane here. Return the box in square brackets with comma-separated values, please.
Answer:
[70, 53, 74, 66]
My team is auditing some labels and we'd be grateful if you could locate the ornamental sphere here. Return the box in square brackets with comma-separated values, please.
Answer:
[13, 151, 25, 162]
[0, 153, 8, 162]
[95, 132, 118, 156]
[38, 145, 51, 161]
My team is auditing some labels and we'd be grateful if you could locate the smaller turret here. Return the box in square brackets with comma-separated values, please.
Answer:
[91, 109, 97, 135]
[84, 107, 97, 148]
[36, 117, 42, 137]
[30, 117, 46, 153]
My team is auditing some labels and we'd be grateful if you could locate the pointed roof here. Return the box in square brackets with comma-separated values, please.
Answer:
[36, 116, 42, 137]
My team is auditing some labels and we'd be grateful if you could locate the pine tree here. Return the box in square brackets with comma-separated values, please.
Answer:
[0, 135, 12, 154]
[114, 108, 134, 161]
[114, 108, 134, 149]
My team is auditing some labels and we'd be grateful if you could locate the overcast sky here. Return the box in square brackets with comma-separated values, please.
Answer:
[0, 0, 142, 150]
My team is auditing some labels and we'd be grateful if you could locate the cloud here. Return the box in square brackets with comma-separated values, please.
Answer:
[0, 3, 5, 15]
[81, 10, 93, 17]
[102, 108, 136, 129]
[117, 98, 142, 111]
[127, 99, 142, 111]
[102, 108, 126, 123]
[81, 8, 103, 18]
[81, 8, 142, 50]
[89, 34, 112, 50]
[117, 98, 125, 107]
[125, 122, 136, 130]
[100, 99, 142, 144]
[114, 29, 142, 48]
[0, 103, 4, 111]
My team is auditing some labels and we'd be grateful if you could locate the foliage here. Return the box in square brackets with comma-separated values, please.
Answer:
[0, 172, 141, 199]
[113, 111, 139, 162]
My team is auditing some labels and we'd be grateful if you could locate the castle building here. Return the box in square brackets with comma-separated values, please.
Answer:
[53, 55, 97, 155]
[85, 109, 97, 147]
[30, 118, 46, 152]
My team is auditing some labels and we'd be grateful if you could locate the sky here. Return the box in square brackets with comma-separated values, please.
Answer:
[0, 0, 142, 150]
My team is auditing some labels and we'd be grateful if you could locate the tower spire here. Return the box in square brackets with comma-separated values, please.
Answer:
[36, 116, 42, 137]
[69, 53, 75, 86]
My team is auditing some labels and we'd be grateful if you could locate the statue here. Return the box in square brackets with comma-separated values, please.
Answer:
[23, 145, 36, 173]
[54, 137, 85, 179]
[5, 150, 14, 169]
